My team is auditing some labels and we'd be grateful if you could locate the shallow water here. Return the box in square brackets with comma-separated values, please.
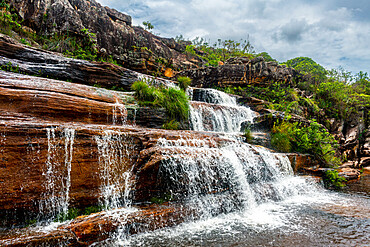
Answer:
[103, 177, 370, 247]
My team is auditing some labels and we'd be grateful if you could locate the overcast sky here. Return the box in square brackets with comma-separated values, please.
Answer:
[96, 0, 370, 74]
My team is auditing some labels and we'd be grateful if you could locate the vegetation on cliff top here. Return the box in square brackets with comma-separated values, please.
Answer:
[221, 57, 369, 167]
[131, 79, 190, 130]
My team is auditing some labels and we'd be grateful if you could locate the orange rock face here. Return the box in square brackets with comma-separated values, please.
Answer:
[0, 71, 228, 226]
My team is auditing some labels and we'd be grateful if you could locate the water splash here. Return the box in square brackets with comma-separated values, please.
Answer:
[95, 130, 136, 209]
[39, 127, 75, 220]
[156, 138, 297, 218]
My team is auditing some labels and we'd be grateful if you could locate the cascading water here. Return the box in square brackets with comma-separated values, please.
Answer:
[95, 130, 136, 209]
[189, 88, 255, 132]
[39, 127, 75, 220]
[112, 100, 128, 126]
[109, 88, 369, 247]
[154, 138, 305, 217]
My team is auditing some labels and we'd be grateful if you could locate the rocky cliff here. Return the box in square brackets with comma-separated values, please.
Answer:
[7, 0, 203, 75]
[178, 56, 299, 87]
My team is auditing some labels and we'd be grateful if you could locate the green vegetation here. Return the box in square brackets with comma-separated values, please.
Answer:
[271, 119, 340, 166]
[177, 76, 192, 91]
[178, 36, 260, 67]
[243, 127, 253, 143]
[55, 205, 103, 222]
[163, 119, 180, 130]
[143, 21, 154, 31]
[150, 193, 172, 204]
[283, 57, 327, 82]
[131, 79, 190, 127]
[323, 170, 347, 189]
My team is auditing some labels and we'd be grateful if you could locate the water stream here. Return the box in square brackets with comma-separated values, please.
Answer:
[107, 88, 370, 246]
[8, 88, 368, 246]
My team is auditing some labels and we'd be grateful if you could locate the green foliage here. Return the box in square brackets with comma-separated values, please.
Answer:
[271, 119, 340, 166]
[160, 87, 190, 121]
[177, 76, 192, 91]
[162, 119, 180, 130]
[271, 121, 294, 153]
[243, 127, 253, 143]
[131, 80, 190, 124]
[150, 193, 172, 204]
[323, 170, 346, 189]
[55, 205, 103, 222]
[143, 21, 154, 30]
[0, 61, 19, 73]
[256, 52, 277, 62]
[283, 57, 327, 82]
[184, 37, 255, 66]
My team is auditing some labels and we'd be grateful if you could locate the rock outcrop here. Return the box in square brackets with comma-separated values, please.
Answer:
[0, 70, 229, 227]
[178, 56, 299, 88]
[8, 0, 202, 74]
[0, 34, 174, 91]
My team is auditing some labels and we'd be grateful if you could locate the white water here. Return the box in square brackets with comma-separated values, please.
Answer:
[189, 88, 255, 132]
[112, 100, 128, 126]
[95, 130, 136, 209]
[39, 127, 75, 220]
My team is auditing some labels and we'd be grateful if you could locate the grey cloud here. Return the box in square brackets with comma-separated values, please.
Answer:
[95, 0, 370, 74]
[280, 19, 309, 43]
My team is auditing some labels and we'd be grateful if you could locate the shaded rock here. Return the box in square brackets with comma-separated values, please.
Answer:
[0, 37, 140, 90]
[338, 168, 361, 181]
[285, 153, 319, 173]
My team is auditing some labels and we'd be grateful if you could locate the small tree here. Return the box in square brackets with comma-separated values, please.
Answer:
[143, 21, 154, 31]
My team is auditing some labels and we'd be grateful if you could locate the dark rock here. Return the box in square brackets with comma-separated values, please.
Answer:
[178, 56, 298, 88]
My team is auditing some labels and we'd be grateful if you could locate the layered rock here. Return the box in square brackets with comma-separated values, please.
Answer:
[0, 35, 173, 91]
[178, 56, 299, 88]
[8, 0, 202, 74]
[0, 70, 230, 226]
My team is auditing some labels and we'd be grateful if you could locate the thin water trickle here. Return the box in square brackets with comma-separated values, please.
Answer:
[95, 130, 136, 209]
[39, 127, 75, 220]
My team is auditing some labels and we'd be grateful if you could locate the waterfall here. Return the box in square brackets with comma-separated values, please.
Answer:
[39, 127, 75, 220]
[156, 138, 298, 218]
[95, 130, 136, 209]
[189, 88, 255, 132]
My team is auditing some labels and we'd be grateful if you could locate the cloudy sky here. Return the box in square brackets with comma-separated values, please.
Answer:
[96, 0, 370, 74]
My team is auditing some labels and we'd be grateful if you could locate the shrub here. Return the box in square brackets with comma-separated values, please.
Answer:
[243, 127, 253, 143]
[323, 170, 346, 189]
[177, 76, 192, 91]
[271, 119, 340, 166]
[131, 80, 190, 125]
[160, 87, 189, 121]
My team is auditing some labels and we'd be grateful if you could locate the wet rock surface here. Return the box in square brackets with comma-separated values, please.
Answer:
[0, 204, 197, 246]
